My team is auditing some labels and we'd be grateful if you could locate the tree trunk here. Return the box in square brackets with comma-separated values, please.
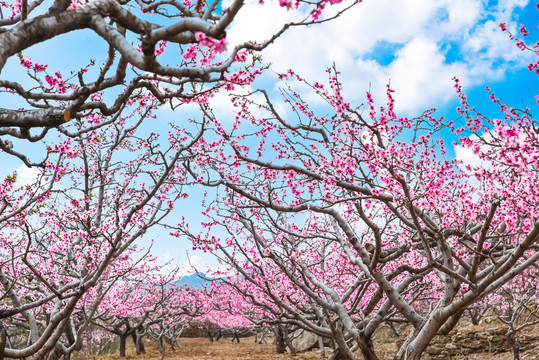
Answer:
[387, 322, 400, 337]
[394, 311, 450, 360]
[318, 335, 325, 358]
[282, 327, 295, 355]
[165, 337, 176, 351]
[327, 347, 348, 360]
[275, 328, 286, 354]
[507, 331, 520, 360]
[135, 333, 145, 354]
[119, 334, 127, 357]
[156, 337, 164, 355]
[358, 333, 379, 360]
[438, 309, 465, 335]
[207, 331, 214, 342]
[46, 344, 64, 360]
[393, 327, 424, 360]
[0, 323, 7, 360]
[257, 328, 267, 344]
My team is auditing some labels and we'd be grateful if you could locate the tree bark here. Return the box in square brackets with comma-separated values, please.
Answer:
[507, 331, 520, 360]
[274, 328, 286, 354]
[46, 344, 64, 360]
[358, 333, 379, 360]
[318, 335, 325, 358]
[0, 323, 6, 360]
[393, 326, 423, 360]
[119, 334, 127, 357]
[135, 331, 145, 355]
[327, 347, 348, 360]
[282, 327, 295, 355]
[438, 309, 465, 335]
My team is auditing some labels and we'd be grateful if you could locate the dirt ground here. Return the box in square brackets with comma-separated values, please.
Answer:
[86, 322, 539, 360]
[96, 337, 318, 360]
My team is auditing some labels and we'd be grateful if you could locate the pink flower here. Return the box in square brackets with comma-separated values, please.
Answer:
[279, 0, 298, 10]
[34, 63, 46, 72]
[155, 41, 168, 56]
[20, 57, 32, 69]
[45, 75, 58, 87]
[516, 40, 526, 51]
[277, 73, 289, 81]
[519, 24, 529, 37]
[183, 44, 198, 61]
[195, 32, 228, 54]
[235, 51, 248, 62]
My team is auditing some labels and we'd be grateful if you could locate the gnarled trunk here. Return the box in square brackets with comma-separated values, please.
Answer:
[274, 327, 286, 353]
[119, 334, 127, 357]
[507, 331, 520, 360]
[135, 331, 145, 355]
[358, 333, 379, 360]
[438, 309, 465, 335]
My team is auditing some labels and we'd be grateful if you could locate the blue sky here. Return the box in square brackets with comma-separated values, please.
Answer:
[1, 0, 538, 276]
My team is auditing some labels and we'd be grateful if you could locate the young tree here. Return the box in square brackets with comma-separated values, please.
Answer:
[39, 252, 159, 360]
[142, 283, 209, 356]
[489, 268, 539, 360]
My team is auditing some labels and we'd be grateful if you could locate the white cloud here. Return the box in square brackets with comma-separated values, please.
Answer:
[454, 143, 482, 168]
[175, 254, 227, 276]
[387, 38, 469, 112]
[163, 250, 171, 262]
[225, 0, 530, 114]
[14, 164, 40, 188]
[454, 133, 494, 170]
[177, 254, 204, 276]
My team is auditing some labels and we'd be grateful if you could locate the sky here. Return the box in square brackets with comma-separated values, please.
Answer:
[1, 0, 538, 277]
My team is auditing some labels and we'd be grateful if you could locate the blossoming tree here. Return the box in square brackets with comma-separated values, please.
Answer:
[0, 106, 199, 359]
[181, 19, 539, 358]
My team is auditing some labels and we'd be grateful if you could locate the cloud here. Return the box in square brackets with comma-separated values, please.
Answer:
[175, 254, 227, 276]
[387, 38, 469, 112]
[226, 0, 530, 114]
[14, 164, 40, 188]
[454, 133, 494, 170]
[454, 143, 482, 169]
[177, 254, 204, 276]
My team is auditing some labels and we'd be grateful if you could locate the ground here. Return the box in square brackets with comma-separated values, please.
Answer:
[85, 321, 539, 360]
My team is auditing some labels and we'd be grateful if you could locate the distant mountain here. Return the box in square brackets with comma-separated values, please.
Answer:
[176, 273, 209, 288]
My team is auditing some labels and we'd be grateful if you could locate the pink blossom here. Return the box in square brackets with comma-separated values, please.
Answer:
[519, 24, 529, 37]
[20, 57, 32, 69]
[183, 44, 198, 61]
[279, 0, 298, 10]
[194, 32, 228, 54]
